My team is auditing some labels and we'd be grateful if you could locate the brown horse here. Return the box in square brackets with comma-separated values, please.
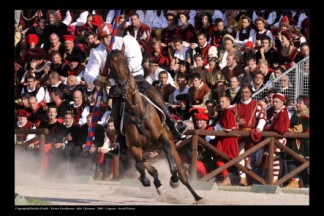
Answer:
[107, 49, 203, 202]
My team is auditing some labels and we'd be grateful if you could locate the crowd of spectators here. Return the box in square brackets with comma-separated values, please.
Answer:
[14, 9, 309, 187]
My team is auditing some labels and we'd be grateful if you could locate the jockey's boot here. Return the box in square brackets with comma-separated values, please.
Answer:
[143, 86, 188, 137]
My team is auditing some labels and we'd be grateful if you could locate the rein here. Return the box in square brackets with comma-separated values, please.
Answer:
[109, 51, 149, 134]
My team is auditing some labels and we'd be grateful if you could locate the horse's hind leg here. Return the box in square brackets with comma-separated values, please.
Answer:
[143, 161, 165, 195]
[160, 132, 203, 202]
[160, 135, 180, 188]
[130, 146, 151, 187]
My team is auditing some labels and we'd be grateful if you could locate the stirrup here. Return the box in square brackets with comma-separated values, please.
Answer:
[176, 121, 188, 135]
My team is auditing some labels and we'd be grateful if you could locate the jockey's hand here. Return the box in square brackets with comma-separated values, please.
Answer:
[93, 78, 106, 87]
[93, 73, 108, 87]
[90, 144, 96, 153]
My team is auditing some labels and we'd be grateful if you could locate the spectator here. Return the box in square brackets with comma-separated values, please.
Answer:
[168, 73, 190, 106]
[214, 95, 239, 186]
[20, 75, 45, 103]
[126, 13, 152, 54]
[255, 35, 279, 69]
[190, 54, 208, 83]
[277, 31, 299, 70]
[225, 76, 241, 105]
[191, 33, 218, 67]
[285, 95, 309, 188]
[221, 52, 245, 84]
[263, 93, 290, 183]
[188, 73, 211, 109]
[68, 90, 90, 126]
[253, 17, 274, 50]
[160, 10, 180, 60]
[45, 33, 65, 59]
[154, 71, 176, 102]
[235, 15, 255, 48]
[235, 84, 266, 186]
[205, 99, 219, 127]
[218, 34, 241, 70]
[177, 10, 197, 47]
[169, 37, 191, 73]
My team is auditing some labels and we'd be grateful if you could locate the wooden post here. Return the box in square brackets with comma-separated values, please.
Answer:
[199, 137, 269, 185]
[191, 134, 198, 181]
[268, 137, 274, 184]
[113, 155, 119, 179]
[39, 133, 46, 176]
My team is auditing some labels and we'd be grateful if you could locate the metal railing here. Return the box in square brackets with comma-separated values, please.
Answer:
[252, 56, 310, 103]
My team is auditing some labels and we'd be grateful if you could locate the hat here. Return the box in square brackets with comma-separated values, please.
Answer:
[27, 47, 46, 60]
[244, 41, 254, 49]
[176, 93, 191, 103]
[194, 113, 209, 121]
[91, 14, 103, 27]
[97, 22, 113, 38]
[281, 31, 292, 41]
[63, 34, 75, 42]
[222, 34, 235, 44]
[279, 16, 290, 27]
[16, 109, 31, 117]
[250, 128, 262, 142]
[149, 59, 159, 66]
[190, 107, 207, 115]
[215, 79, 228, 87]
[273, 93, 285, 103]
[27, 34, 38, 46]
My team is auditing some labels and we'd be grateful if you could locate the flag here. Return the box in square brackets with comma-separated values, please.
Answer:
[84, 10, 121, 150]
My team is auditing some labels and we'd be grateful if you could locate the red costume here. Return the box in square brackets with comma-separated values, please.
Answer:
[216, 106, 239, 159]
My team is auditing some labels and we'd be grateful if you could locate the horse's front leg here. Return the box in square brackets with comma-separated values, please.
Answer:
[130, 146, 151, 187]
[143, 160, 165, 195]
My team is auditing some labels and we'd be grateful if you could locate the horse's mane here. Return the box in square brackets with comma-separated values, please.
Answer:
[109, 49, 123, 58]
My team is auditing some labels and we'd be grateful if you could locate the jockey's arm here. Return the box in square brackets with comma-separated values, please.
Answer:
[84, 49, 102, 87]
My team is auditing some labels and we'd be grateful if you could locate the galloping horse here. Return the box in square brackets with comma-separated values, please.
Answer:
[107, 49, 203, 203]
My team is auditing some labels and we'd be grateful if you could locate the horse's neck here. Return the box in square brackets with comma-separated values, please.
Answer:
[125, 77, 145, 114]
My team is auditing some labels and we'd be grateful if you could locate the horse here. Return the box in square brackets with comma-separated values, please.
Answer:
[106, 49, 203, 203]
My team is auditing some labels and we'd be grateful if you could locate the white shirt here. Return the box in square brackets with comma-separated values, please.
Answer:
[21, 85, 45, 103]
[136, 10, 155, 28]
[84, 43, 107, 86]
[235, 28, 256, 48]
[113, 35, 144, 77]
[145, 67, 175, 87]
[173, 47, 189, 61]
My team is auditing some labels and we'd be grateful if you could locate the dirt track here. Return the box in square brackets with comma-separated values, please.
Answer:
[15, 179, 309, 206]
[15, 159, 309, 206]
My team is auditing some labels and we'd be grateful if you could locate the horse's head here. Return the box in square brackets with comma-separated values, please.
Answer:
[107, 49, 130, 90]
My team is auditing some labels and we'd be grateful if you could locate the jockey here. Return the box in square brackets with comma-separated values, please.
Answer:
[84, 21, 188, 155]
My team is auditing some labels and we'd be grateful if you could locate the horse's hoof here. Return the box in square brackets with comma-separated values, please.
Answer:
[169, 179, 180, 188]
[156, 185, 166, 195]
[195, 198, 208, 205]
[138, 176, 151, 187]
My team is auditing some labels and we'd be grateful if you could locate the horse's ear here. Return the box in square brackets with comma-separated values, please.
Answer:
[121, 43, 126, 55]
